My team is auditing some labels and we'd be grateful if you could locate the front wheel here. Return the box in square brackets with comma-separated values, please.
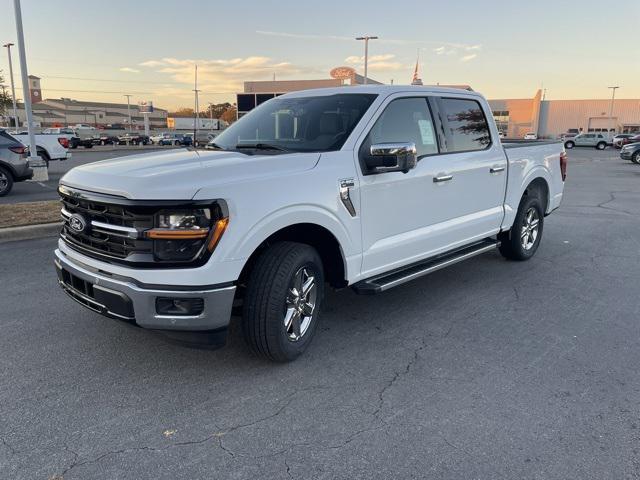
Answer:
[242, 241, 325, 362]
[0, 167, 14, 197]
[564, 141, 575, 149]
[632, 152, 640, 164]
[498, 194, 544, 261]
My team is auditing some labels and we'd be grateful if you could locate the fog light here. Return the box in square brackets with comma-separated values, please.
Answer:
[156, 297, 204, 316]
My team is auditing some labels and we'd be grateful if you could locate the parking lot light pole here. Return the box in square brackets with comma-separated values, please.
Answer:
[607, 86, 619, 138]
[12, 0, 47, 181]
[3, 43, 19, 129]
[124, 94, 132, 132]
[355, 36, 378, 85]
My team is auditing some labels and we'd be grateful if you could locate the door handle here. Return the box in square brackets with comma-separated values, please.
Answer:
[433, 174, 453, 183]
[490, 166, 505, 173]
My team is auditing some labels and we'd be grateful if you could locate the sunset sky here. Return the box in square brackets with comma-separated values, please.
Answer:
[1, 0, 639, 110]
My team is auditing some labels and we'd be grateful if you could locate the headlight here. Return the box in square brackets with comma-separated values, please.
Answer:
[145, 206, 229, 262]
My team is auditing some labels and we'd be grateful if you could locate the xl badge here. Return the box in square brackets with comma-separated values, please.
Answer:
[69, 213, 89, 234]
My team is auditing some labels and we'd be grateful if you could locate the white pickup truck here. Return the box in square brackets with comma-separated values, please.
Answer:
[11, 131, 72, 165]
[54, 86, 566, 362]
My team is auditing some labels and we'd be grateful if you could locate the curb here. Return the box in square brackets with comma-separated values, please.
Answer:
[0, 222, 61, 243]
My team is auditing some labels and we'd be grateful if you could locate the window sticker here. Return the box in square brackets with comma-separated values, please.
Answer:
[418, 120, 435, 145]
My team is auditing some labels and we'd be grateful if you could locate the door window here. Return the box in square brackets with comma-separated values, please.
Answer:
[364, 97, 438, 159]
[437, 98, 491, 152]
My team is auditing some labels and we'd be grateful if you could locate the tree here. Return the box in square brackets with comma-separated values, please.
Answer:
[206, 102, 233, 119]
[220, 105, 237, 125]
[168, 107, 195, 117]
[0, 71, 13, 117]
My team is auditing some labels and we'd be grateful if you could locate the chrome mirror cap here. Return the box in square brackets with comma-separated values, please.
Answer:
[366, 142, 417, 174]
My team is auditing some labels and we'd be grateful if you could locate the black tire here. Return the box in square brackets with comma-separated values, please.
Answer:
[564, 141, 575, 149]
[498, 194, 544, 261]
[85, 144, 93, 149]
[596, 142, 606, 150]
[632, 152, 640, 164]
[242, 241, 325, 362]
[174, 140, 180, 146]
[70, 144, 78, 149]
[37, 149, 50, 168]
[0, 166, 14, 197]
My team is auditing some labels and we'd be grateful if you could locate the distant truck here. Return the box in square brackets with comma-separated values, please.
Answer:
[167, 117, 221, 131]
[10, 130, 71, 166]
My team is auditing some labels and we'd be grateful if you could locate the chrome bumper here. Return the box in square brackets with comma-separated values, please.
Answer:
[54, 249, 236, 331]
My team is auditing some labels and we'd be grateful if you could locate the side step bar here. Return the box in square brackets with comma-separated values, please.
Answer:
[352, 238, 500, 295]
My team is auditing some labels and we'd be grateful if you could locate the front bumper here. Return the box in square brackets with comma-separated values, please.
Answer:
[54, 248, 236, 333]
[620, 150, 634, 159]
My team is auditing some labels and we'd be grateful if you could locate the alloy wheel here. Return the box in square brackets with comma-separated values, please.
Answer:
[0, 172, 8, 193]
[284, 267, 317, 341]
[521, 207, 540, 251]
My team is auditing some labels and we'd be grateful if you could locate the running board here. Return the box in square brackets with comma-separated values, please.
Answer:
[352, 238, 500, 295]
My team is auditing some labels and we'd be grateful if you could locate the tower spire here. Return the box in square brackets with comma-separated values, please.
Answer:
[411, 48, 423, 85]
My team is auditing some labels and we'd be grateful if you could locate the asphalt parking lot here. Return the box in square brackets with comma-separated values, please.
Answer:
[0, 145, 181, 204]
[1, 148, 639, 479]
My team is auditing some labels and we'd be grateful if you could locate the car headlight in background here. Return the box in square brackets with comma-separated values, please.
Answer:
[145, 205, 229, 262]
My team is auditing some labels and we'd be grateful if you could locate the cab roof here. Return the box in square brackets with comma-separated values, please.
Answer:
[280, 84, 482, 99]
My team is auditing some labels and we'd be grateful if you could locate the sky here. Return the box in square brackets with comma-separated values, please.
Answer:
[1, 0, 639, 110]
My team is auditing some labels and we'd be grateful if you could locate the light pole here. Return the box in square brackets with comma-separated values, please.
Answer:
[355, 35, 378, 85]
[124, 94, 132, 132]
[607, 86, 619, 138]
[12, 0, 46, 180]
[3, 43, 19, 129]
[193, 65, 200, 146]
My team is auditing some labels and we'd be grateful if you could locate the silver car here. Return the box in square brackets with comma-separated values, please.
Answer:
[0, 130, 33, 196]
[564, 133, 609, 150]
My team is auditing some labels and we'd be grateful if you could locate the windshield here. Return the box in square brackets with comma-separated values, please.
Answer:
[214, 93, 377, 153]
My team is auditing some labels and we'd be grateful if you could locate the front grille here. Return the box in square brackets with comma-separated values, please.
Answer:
[59, 189, 155, 263]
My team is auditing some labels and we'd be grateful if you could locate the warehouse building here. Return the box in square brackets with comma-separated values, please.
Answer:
[3, 76, 168, 129]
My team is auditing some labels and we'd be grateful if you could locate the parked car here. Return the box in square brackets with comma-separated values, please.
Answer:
[564, 133, 608, 150]
[149, 133, 167, 144]
[614, 134, 640, 149]
[611, 134, 635, 148]
[117, 133, 150, 145]
[523, 132, 538, 140]
[184, 131, 217, 147]
[159, 133, 191, 146]
[0, 130, 33, 196]
[10, 131, 71, 166]
[620, 142, 640, 164]
[55, 85, 566, 361]
[91, 135, 119, 146]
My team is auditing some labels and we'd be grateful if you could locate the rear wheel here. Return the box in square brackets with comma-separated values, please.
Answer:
[596, 142, 606, 150]
[498, 194, 544, 261]
[242, 241, 324, 362]
[564, 141, 575, 149]
[0, 167, 14, 196]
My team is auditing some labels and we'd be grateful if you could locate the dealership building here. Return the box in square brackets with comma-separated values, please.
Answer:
[236, 70, 640, 138]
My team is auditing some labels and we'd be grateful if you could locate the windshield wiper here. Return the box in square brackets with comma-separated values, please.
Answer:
[235, 142, 290, 152]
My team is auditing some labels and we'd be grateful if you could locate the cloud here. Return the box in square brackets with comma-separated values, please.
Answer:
[119, 67, 140, 73]
[344, 54, 404, 71]
[138, 56, 315, 97]
[460, 54, 478, 62]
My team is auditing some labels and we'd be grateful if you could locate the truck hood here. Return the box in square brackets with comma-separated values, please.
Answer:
[60, 149, 320, 199]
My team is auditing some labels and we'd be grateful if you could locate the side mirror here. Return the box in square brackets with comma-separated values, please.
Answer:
[365, 142, 417, 174]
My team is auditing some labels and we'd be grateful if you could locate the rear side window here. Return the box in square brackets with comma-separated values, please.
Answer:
[0, 131, 19, 146]
[438, 98, 491, 152]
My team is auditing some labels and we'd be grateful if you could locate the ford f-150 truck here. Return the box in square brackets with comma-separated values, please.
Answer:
[54, 86, 566, 362]
[11, 131, 72, 166]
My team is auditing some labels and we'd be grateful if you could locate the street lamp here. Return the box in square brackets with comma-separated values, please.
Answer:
[607, 86, 619, 137]
[2, 42, 19, 129]
[12, 0, 46, 181]
[355, 36, 378, 85]
[124, 94, 132, 132]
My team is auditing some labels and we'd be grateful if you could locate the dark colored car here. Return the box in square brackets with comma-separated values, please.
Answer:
[91, 135, 119, 146]
[117, 133, 150, 145]
[616, 134, 640, 149]
[0, 130, 33, 196]
[160, 133, 191, 146]
[620, 142, 640, 164]
[69, 136, 94, 149]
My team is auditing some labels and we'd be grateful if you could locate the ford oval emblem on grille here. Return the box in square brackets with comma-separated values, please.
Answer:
[69, 213, 89, 234]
